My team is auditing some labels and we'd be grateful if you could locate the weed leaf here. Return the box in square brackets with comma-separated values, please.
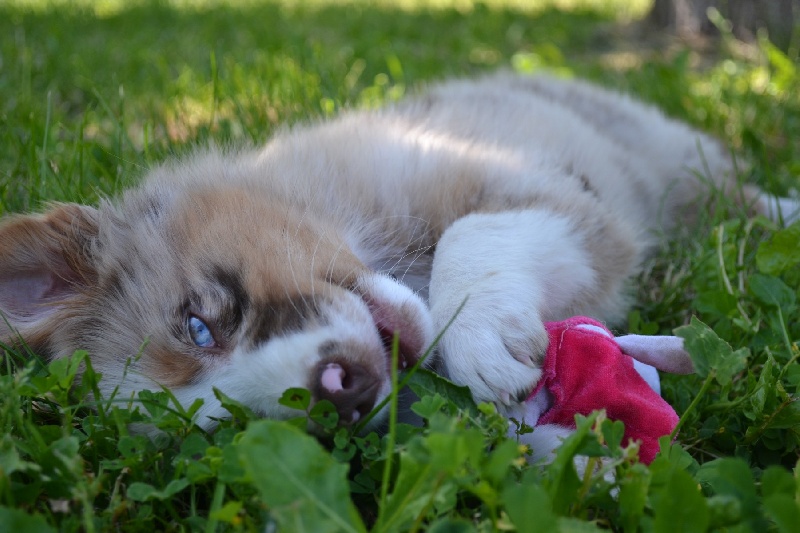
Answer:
[210, 500, 244, 523]
[0, 507, 55, 533]
[617, 464, 650, 532]
[278, 387, 312, 411]
[374, 424, 474, 531]
[763, 495, 800, 533]
[374, 451, 438, 532]
[502, 480, 557, 531]
[557, 517, 606, 531]
[768, 398, 800, 429]
[760, 465, 797, 498]
[545, 413, 596, 514]
[237, 420, 365, 533]
[756, 223, 800, 275]
[213, 388, 258, 422]
[127, 479, 190, 502]
[675, 317, 747, 385]
[406, 369, 479, 416]
[761, 462, 800, 533]
[0, 436, 39, 476]
[652, 468, 709, 533]
[600, 418, 625, 454]
[411, 393, 449, 419]
[748, 273, 796, 308]
[309, 399, 339, 430]
[695, 458, 763, 530]
[426, 517, 476, 533]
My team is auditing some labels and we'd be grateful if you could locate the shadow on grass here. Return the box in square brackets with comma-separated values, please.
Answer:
[0, 0, 638, 210]
[0, 1, 797, 211]
[0, 1, 632, 118]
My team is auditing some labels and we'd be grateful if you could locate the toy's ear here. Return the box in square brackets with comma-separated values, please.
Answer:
[615, 334, 695, 375]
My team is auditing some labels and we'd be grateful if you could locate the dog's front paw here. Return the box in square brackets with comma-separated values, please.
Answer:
[437, 307, 548, 409]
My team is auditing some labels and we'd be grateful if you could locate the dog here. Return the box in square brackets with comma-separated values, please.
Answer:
[1, 72, 796, 432]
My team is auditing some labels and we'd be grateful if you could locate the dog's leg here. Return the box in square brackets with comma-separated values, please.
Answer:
[429, 209, 632, 409]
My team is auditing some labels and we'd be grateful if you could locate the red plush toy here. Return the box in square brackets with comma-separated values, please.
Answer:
[518, 316, 694, 464]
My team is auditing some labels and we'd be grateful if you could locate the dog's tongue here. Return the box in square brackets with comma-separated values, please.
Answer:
[320, 363, 345, 392]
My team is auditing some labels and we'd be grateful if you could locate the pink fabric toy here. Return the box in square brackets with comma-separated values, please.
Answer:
[519, 316, 694, 464]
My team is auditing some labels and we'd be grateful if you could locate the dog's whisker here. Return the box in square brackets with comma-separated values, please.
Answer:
[308, 230, 329, 307]
[282, 230, 311, 319]
[376, 242, 433, 277]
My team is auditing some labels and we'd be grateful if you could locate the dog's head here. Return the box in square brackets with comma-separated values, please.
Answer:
[0, 155, 433, 430]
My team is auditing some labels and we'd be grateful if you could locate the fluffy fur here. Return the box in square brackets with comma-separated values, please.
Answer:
[1, 73, 794, 431]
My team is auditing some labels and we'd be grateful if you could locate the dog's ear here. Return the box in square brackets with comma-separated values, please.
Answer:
[0, 203, 100, 351]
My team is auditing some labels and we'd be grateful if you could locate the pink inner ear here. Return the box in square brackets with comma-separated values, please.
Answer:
[0, 269, 74, 321]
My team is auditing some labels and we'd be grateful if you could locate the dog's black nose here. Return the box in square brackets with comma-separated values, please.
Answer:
[313, 360, 380, 424]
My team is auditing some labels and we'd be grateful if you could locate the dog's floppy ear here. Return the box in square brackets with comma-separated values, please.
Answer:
[0, 203, 100, 350]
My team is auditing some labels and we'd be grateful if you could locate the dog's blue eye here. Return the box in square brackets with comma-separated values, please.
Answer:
[188, 315, 215, 348]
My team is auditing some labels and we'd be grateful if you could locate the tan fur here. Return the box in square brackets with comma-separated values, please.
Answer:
[0, 72, 789, 429]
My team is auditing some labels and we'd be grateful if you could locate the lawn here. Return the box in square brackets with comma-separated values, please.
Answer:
[1, 0, 799, 531]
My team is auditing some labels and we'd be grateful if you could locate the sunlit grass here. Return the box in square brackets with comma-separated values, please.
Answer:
[7, 0, 653, 19]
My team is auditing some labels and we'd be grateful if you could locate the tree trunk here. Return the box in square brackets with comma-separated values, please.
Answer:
[648, 0, 798, 50]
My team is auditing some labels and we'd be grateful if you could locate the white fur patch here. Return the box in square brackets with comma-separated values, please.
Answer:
[430, 209, 596, 407]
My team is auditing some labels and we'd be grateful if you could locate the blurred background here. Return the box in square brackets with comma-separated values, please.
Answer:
[1, 0, 798, 212]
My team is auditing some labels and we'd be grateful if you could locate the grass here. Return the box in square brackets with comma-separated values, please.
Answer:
[1, 0, 799, 531]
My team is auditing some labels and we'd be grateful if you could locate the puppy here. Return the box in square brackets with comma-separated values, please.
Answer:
[0, 73, 795, 431]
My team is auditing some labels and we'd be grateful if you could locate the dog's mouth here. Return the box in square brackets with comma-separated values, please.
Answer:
[309, 275, 433, 428]
[376, 320, 422, 371]
[365, 296, 427, 374]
